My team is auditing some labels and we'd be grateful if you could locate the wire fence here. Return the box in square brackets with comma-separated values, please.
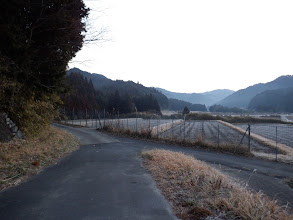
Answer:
[59, 108, 293, 160]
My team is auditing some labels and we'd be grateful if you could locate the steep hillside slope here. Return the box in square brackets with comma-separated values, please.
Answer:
[67, 68, 168, 109]
[218, 75, 293, 108]
[248, 87, 293, 112]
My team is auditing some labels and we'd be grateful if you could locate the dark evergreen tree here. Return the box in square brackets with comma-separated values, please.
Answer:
[134, 94, 161, 113]
[0, 0, 89, 134]
[63, 73, 105, 117]
[182, 106, 190, 115]
[107, 90, 122, 115]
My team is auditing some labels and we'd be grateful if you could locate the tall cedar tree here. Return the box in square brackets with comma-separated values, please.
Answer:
[0, 0, 89, 134]
[182, 106, 190, 115]
[107, 90, 134, 115]
[64, 73, 104, 117]
[134, 94, 161, 113]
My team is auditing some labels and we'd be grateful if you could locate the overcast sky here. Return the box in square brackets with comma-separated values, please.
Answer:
[69, 0, 293, 93]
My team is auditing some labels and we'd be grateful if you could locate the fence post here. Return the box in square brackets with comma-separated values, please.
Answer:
[276, 126, 278, 161]
[136, 111, 138, 133]
[85, 108, 88, 127]
[95, 110, 97, 129]
[248, 124, 251, 152]
[183, 115, 186, 141]
[127, 118, 128, 130]
[72, 108, 74, 125]
[64, 107, 66, 124]
[172, 118, 174, 139]
[201, 121, 204, 141]
[118, 111, 120, 130]
[98, 112, 101, 129]
[80, 112, 81, 126]
[157, 118, 159, 138]
[92, 113, 94, 128]
[103, 108, 106, 128]
[166, 121, 167, 132]
[217, 123, 220, 147]
[149, 118, 151, 131]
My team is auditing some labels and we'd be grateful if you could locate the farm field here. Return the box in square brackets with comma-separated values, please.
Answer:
[61, 118, 287, 154]
[62, 118, 174, 132]
[234, 123, 293, 149]
[159, 120, 276, 154]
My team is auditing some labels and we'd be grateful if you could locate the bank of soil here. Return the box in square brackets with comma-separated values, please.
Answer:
[0, 126, 79, 191]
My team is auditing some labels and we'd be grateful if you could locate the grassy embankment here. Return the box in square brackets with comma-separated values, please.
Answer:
[142, 149, 292, 220]
[0, 126, 79, 190]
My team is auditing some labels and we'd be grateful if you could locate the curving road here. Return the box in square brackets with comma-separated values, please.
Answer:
[1, 124, 293, 220]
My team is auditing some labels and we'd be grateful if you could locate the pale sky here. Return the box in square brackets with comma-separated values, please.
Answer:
[69, 0, 293, 93]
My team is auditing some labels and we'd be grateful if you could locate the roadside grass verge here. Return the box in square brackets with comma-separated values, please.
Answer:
[141, 149, 292, 220]
[101, 125, 252, 156]
[0, 126, 79, 191]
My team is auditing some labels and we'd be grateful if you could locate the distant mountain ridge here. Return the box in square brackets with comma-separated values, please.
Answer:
[155, 88, 234, 106]
[67, 68, 293, 113]
[67, 68, 113, 89]
[248, 87, 293, 112]
[218, 75, 293, 109]
[67, 68, 169, 109]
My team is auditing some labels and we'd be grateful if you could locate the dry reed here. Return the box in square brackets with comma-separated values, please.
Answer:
[141, 149, 292, 220]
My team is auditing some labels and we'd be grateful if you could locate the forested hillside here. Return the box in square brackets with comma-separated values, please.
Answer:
[68, 68, 168, 109]
[248, 88, 293, 112]
[63, 72, 162, 116]
[65, 70, 210, 115]
[168, 99, 207, 112]
[0, 1, 89, 136]
[209, 105, 247, 113]
[63, 73, 105, 114]
[218, 75, 293, 108]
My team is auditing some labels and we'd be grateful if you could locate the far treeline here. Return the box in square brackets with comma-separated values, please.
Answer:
[63, 72, 161, 116]
[62, 72, 207, 117]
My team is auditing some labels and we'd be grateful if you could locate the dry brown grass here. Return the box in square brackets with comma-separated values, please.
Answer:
[141, 149, 292, 220]
[0, 126, 79, 190]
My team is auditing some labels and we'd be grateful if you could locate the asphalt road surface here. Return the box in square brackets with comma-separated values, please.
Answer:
[1, 124, 293, 220]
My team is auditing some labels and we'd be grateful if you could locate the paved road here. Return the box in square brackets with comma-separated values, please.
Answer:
[58, 124, 293, 207]
[0, 125, 177, 220]
[1, 125, 293, 220]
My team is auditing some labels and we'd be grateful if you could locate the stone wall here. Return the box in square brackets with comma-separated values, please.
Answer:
[0, 113, 24, 142]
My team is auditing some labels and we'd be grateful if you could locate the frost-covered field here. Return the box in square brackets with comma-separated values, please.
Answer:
[62, 118, 291, 154]
[235, 123, 293, 149]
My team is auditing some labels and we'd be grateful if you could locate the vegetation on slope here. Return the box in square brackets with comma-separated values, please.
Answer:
[218, 75, 293, 109]
[63, 72, 162, 116]
[168, 98, 207, 112]
[67, 68, 169, 110]
[0, 1, 89, 136]
[209, 104, 247, 113]
[248, 87, 293, 113]
[0, 126, 79, 190]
